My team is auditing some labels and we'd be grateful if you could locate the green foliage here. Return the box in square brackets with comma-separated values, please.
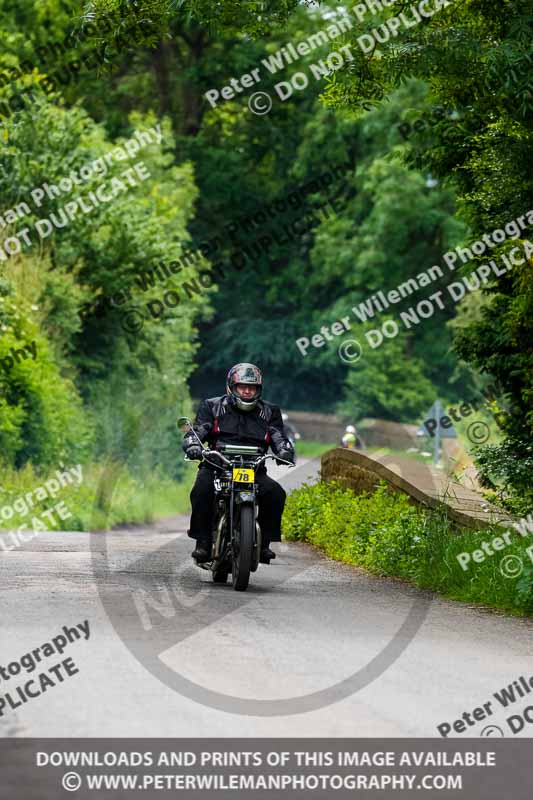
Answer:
[472, 438, 533, 517]
[1, 0, 530, 524]
[71, 1, 472, 416]
[0, 71, 208, 479]
[0, 282, 92, 468]
[179, 57, 470, 414]
[284, 481, 533, 614]
[0, 459, 196, 531]
[1, 1, 473, 421]
[283, 481, 431, 579]
[321, 0, 533, 506]
[84, 0, 303, 39]
[336, 322, 436, 421]
[295, 440, 335, 458]
[452, 255, 533, 513]
[515, 564, 533, 615]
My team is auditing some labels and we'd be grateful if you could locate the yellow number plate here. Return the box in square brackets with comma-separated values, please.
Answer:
[232, 468, 255, 483]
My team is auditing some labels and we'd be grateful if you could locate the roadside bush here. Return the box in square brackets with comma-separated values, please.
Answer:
[283, 481, 533, 615]
[0, 291, 92, 469]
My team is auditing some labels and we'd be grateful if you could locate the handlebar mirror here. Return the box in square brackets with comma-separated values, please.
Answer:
[177, 416, 205, 449]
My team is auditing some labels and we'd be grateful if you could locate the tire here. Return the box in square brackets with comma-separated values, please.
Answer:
[212, 569, 229, 584]
[232, 504, 254, 591]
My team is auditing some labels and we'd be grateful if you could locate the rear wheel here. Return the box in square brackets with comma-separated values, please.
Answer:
[232, 505, 254, 591]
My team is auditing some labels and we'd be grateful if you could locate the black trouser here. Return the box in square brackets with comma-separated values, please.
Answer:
[188, 466, 287, 546]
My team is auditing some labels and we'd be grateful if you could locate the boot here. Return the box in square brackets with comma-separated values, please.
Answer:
[260, 539, 276, 563]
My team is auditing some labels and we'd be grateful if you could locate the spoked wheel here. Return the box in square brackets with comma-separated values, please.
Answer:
[232, 505, 254, 591]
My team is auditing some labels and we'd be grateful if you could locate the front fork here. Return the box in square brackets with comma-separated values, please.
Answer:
[231, 486, 260, 569]
[212, 486, 260, 560]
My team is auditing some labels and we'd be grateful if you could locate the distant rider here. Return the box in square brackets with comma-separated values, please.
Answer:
[183, 363, 295, 564]
[341, 424, 362, 449]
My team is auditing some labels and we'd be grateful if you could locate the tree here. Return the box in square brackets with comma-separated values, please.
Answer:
[321, 0, 533, 509]
[0, 85, 208, 475]
[336, 322, 436, 421]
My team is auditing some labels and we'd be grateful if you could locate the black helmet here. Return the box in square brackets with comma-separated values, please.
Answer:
[226, 363, 262, 411]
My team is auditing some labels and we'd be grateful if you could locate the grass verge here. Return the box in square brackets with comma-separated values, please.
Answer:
[282, 480, 533, 615]
[0, 461, 196, 534]
[296, 441, 336, 458]
[296, 442, 435, 463]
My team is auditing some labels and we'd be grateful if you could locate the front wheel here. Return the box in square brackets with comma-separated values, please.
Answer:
[232, 505, 254, 591]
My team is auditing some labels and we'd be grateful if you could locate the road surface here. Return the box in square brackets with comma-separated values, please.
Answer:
[1, 457, 531, 738]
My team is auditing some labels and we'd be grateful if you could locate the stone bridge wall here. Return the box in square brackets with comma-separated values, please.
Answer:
[321, 448, 490, 530]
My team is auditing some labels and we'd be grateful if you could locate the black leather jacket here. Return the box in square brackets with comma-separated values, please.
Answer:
[183, 395, 294, 458]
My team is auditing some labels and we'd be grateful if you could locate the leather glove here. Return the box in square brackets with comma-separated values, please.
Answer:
[276, 449, 295, 465]
[185, 444, 203, 461]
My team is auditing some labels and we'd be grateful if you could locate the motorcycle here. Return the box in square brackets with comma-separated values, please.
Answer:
[178, 417, 294, 592]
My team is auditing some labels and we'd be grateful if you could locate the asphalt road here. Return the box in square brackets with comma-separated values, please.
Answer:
[1, 456, 532, 739]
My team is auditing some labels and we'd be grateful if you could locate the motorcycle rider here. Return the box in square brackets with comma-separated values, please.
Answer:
[341, 424, 362, 449]
[183, 363, 295, 564]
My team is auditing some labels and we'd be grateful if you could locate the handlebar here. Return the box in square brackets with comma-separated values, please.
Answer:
[181, 417, 294, 469]
[202, 449, 232, 467]
[185, 449, 294, 469]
